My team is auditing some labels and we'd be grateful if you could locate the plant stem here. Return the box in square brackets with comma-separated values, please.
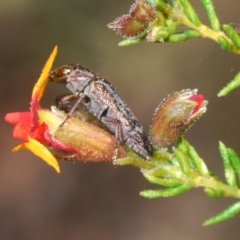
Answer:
[179, 14, 240, 54]
[193, 176, 240, 198]
[117, 154, 240, 199]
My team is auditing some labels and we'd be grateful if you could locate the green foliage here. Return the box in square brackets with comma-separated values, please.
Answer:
[108, 0, 240, 96]
[200, 0, 220, 31]
[179, 0, 201, 26]
[204, 202, 240, 226]
[218, 72, 240, 97]
[219, 142, 237, 188]
[223, 24, 240, 49]
[109, 0, 240, 226]
[116, 138, 240, 225]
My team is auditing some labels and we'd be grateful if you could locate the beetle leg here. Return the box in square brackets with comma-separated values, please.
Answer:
[101, 116, 126, 162]
[55, 93, 85, 127]
[55, 94, 79, 111]
[64, 94, 84, 117]
[113, 120, 124, 163]
[52, 151, 79, 161]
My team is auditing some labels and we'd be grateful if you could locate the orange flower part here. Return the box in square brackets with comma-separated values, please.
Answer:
[5, 46, 60, 173]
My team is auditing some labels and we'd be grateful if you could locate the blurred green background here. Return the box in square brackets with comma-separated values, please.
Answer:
[2, 1, 240, 239]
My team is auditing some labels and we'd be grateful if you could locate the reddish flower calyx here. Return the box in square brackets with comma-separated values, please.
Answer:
[40, 107, 128, 162]
[107, 0, 156, 38]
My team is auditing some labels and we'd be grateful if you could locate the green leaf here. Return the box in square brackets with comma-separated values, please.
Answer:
[151, 150, 173, 163]
[228, 148, 240, 180]
[184, 139, 209, 177]
[217, 36, 232, 52]
[118, 38, 141, 46]
[218, 71, 240, 96]
[219, 142, 237, 188]
[173, 148, 192, 177]
[170, 156, 181, 167]
[179, 0, 201, 26]
[143, 173, 183, 187]
[204, 201, 240, 226]
[223, 24, 240, 49]
[142, 164, 184, 179]
[200, 0, 220, 31]
[204, 187, 223, 199]
[177, 137, 196, 169]
[168, 30, 200, 43]
[140, 185, 190, 199]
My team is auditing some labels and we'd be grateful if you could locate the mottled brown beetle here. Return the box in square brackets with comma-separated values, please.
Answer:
[48, 64, 152, 159]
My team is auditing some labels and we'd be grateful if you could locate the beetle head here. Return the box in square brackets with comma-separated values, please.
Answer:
[48, 64, 94, 94]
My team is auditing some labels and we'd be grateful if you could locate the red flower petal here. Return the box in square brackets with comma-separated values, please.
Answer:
[5, 112, 31, 125]
[29, 123, 49, 144]
[189, 94, 204, 115]
[12, 120, 31, 141]
[30, 98, 41, 131]
[5, 112, 31, 141]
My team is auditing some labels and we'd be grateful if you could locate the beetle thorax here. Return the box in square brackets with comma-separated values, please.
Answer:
[65, 68, 93, 94]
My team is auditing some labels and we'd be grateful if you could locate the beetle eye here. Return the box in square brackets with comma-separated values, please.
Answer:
[49, 66, 73, 83]
[63, 68, 71, 75]
[56, 67, 71, 77]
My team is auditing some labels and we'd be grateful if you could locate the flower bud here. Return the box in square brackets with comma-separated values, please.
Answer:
[107, 15, 145, 38]
[107, 0, 156, 38]
[149, 89, 207, 149]
[130, 0, 156, 24]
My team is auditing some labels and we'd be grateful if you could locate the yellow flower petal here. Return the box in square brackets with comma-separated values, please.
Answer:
[32, 46, 58, 101]
[12, 138, 60, 173]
